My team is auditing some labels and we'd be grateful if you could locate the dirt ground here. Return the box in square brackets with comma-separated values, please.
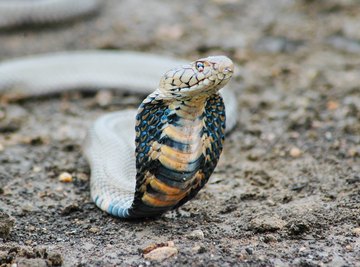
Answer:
[0, 0, 359, 266]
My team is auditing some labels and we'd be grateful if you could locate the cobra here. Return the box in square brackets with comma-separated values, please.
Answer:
[0, 51, 236, 218]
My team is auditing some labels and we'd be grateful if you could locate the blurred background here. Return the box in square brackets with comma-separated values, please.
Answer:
[0, 0, 359, 266]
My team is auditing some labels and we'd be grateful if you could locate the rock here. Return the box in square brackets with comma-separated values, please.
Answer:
[58, 172, 73, 183]
[288, 108, 312, 130]
[76, 172, 89, 182]
[290, 182, 307, 192]
[348, 147, 360, 158]
[286, 219, 310, 235]
[47, 252, 63, 266]
[289, 147, 302, 158]
[187, 229, 205, 240]
[351, 227, 360, 236]
[262, 234, 277, 243]
[245, 247, 253, 255]
[247, 148, 266, 161]
[32, 166, 41, 173]
[249, 214, 286, 233]
[61, 204, 80, 216]
[142, 241, 178, 261]
[142, 241, 175, 254]
[143, 246, 178, 261]
[326, 100, 339, 111]
[0, 211, 15, 238]
[95, 91, 113, 107]
[191, 245, 206, 254]
[89, 227, 100, 234]
[4, 247, 62, 266]
[22, 204, 34, 213]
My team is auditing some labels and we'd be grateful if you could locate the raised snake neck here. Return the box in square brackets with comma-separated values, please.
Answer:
[0, 51, 236, 218]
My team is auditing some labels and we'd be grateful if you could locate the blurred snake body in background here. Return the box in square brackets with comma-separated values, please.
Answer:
[0, 1, 237, 218]
[0, 0, 101, 29]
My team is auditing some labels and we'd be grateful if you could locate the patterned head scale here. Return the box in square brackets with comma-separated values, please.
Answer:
[159, 56, 234, 98]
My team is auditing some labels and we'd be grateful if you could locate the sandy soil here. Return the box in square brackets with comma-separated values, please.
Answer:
[0, 0, 359, 266]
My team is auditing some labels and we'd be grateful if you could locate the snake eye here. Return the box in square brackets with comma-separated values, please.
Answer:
[196, 62, 205, 72]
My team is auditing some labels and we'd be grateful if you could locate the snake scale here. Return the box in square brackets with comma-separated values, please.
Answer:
[0, 1, 237, 219]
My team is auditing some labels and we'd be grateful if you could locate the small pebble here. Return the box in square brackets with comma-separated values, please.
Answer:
[245, 247, 253, 255]
[0, 143, 4, 152]
[27, 225, 36, 232]
[348, 148, 359, 157]
[249, 215, 286, 233]
[325, 131, 332, 141]
[38, 191, 48, 198]
[326, 100, 339, 110]
[192, 245, 206, 254]
[263, 234, 277, 243]
[22, 204, 34, 212]
[187, 229, 205, 240]
[143, 246, 178, 261]
[76, 173, 89, 181]
[289, 147, 302, 158]
[58, 172, 73, 183]
[0, 211, 15, 238]
[247, 149, 266, 161]
[61, 204, 80, 215]
[352, 227, 360, 236]
[48, 252, 63, 266]
[33, 166, 41, 173]
[95, 91, 113, 107]
[89, 227, 100, 233]
[142, 241, 175, 254]
[55, 186, 64, 192]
